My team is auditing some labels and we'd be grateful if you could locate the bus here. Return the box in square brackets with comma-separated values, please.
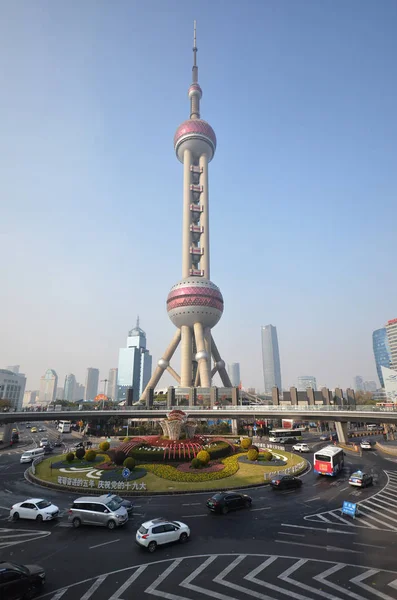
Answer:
[58, 420, 71, 434]
[313, 445, 344, 476]
[268, 428, 305, 442]
[376, 403, 396, 409]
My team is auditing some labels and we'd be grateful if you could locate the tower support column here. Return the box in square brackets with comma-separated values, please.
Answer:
[182, 149, 192, 278]
[180, 326, 193, 387]
[193, 322, 211, 387]
[139, 329, 181, 401]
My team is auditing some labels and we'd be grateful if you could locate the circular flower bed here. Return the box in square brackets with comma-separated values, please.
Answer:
[142, 454, 240, 482]
[176, 462, 225, 473]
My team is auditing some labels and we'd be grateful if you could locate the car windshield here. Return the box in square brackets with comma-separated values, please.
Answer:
[111, 495, 123, 504]
[106, 500, 120, 511]
[211, 494, 224, 501]
[138, 526, 148, 534]
[8, 563, 29, 575]
[36, 500, 51, 509]
[171, 521, 180, 527]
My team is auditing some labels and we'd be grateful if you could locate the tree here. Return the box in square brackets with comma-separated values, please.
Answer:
[355, 391, 376, 405]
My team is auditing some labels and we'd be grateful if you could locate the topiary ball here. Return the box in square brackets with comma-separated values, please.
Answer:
[85, 449, 96, 462]
[247, 448, 259, 461]
[240, 437, 252, 450]
[191, 457, 202, 469]
[196, 450, 210, 465]
[99, 441, 110, 452]
[66, 452, 74, 463]
[123, 457, 136, 470]
[75, 447, 85, 460]
[251, 445, 259, 452]
[261, 450, 272, 461]
[114, 450, 126, 466]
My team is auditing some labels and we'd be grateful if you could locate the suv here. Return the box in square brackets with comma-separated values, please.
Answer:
[68, 496, 128, 530]
[39, 438, 50, 448]
[292, 443, 310, 453]
[136, 518, 190, 552]
[0, 561, 45, 600]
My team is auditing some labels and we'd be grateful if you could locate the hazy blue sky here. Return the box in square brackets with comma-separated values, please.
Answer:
[1, 0, 396, 393]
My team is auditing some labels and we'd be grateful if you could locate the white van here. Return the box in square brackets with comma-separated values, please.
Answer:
[366, 424, 378, 431]
[20, 447, 45, 463]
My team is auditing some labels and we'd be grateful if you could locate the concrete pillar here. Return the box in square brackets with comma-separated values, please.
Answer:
[231, 419, 238, 435]
[306, 388, 315, 406]
[290, 387, 298, 406]
[180, 325, 193, 387]
[272, 387, 280, 406]
[231, 387, 239, 406]
[210, 387, 218, 408]
[204, 326, 212, 380]
[321, 387, 330, 406]
[335, 421, 348, 444]
[182, 148, 192, 278]
[210, 335, 233, 387]
[146, 388, 154, 408]
[199, 153, 210, 279]
[189, 387, 197, 407]
[167, 387, 175, 409]
[166, 365, 180, 384]
[140, 329, 181, 401]
[334, 388, 344, 406]
[193, 322, 211, 387]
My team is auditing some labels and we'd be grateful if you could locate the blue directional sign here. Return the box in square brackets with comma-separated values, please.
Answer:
[122, 468, 131, 479]
[253, 425, 257, 432]
[341, 501, 358, 519]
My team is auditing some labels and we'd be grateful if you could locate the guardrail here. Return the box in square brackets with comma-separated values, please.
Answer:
[263, 461, 306, 482]
[31, 455, 46, 475]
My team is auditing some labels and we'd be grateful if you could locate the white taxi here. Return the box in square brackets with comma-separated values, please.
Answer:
[348, 471, 373, 488]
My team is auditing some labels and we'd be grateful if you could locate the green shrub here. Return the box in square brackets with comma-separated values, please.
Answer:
[99, 441, 110, 452]
[75, 447, 85, 460]
[114, 450, 126, 466]
[206, 442, 232, 460]
[240, 437, 252, 450]
[123, 457, 136, 470]
[196, 450, 210, 465]
[85, 449, 96, 462]
[142, 454, 240, 482]
[123, 437, 130, 442]
[66, 452, 74, 463]
[261, 450, 272, 461]
[247, 448, 259, 461]
[251, 445, 259, 452]
[191, 457, 202, 469]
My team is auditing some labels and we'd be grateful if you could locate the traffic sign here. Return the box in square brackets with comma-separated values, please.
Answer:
[341, 501, 358, 519]
[253, 425, 257, 432]
[122, 468, 131, 479]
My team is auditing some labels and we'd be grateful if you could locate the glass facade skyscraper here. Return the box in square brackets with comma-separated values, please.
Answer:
[373, 328, 391, 387]
[227, 363, 241, 387]
[261, 325, 282, 394]
[117, 319, 152, 403]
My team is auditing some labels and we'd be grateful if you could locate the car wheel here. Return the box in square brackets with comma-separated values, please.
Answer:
[107, 520, 116, 530]
[222, 505, 229, 515]
[244, 500, 251, 509]
[148, 541, 157, 553]
[72, 517, 81, 528]
[179, 532, 188, 543]
[36, 514, 43, 522]
[12, 512, 19, 521]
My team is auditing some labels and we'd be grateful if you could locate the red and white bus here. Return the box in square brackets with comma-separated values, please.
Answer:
[313, 446, 344, 476]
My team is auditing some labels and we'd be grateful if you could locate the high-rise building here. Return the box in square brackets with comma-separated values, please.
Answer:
[297, 376, 317, 391]
[381, 366, 397, 403]
[364, 381, 377, 392]
[74, 383, 85, 401]
[139, 23, 233, 400]
[261, 325, 282, 394]
[56, 387, 64, 400]
[386, 319, 397, 371]
[354, 376, 365, 392]
[108, 368, 118, 401]
[118, 319, 152, 403]
[0, 369, 26, 410]
[39, 369, 58, 405]
[227, 363, 241, 387]
[23, 390, 38, 407]
[373, 328, 391, 388]
[84, 368, 99, 401]
[64, 374, 76, 402]
[6, 365, 20, 374]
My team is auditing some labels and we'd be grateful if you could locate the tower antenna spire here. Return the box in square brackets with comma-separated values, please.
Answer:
[193, 20, 197, 68]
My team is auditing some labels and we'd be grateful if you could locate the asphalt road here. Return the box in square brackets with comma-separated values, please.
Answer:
[1, 425, 397, 599]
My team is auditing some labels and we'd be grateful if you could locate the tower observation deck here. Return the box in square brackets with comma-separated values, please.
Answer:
[140, 22, 232, 400]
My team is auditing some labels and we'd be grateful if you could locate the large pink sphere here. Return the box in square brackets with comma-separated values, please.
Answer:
[167, 277, 223, 328]
[174, 119, 216, 162]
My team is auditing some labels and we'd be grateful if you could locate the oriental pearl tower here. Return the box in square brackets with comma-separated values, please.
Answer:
[140, 22, 232, 401]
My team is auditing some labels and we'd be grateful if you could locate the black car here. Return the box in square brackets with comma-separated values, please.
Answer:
[54, 440, 62, 447]
[278, 437, 298, 445]
[0, 561, 45, 600]
[270, 476, 302, 490]
[206, 492, 252, 514]
[43, 445, 54, 454]
[102, 493, 134, 515]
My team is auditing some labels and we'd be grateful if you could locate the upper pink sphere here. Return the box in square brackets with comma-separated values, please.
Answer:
[174, 119, 216, 162]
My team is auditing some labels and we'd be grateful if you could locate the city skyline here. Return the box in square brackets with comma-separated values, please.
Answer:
[261, 325, 282, 394]
[2, 3, 395, 391]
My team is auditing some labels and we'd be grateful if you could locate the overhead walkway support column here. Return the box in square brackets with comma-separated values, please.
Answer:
[335, 421, 348, 444]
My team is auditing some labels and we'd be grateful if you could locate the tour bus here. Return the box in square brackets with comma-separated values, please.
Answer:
[313, 445, 344, 476]
[268, 428, 305, 442]
[58, 420, 71, 434]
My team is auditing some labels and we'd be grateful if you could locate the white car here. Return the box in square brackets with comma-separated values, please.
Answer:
[10, 498, 59, 522]
[39, 438, 49, 448]
[136, 518, 190, 552]
[292, 443, 310, 453]
[360, 440, 372, 450]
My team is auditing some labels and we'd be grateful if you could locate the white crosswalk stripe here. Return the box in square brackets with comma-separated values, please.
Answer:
[305, 470, 397, 530]
[35, 554, 397, 600]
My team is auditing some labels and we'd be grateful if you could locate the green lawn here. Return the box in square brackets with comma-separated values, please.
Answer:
[34, 450, 307, 492]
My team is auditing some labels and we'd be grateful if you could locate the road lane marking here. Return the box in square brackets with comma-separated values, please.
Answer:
[353, 542, 386, 549]
[80, 575, 108, 600]
[281, 524, 355, 535]
[49, 590, 68, 600]
[182, 502, 201, 506]
[250, 507, 271, 511]
[89, 539, 120, 550]
[109, 567, 147, 600]
[278, 532, 305, 537]
[181, 514, 208, 518]
[305, 496, 320, 502]
[276, 540, 363, 553]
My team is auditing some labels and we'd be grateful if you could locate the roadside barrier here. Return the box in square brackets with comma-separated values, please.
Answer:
[263, 461, 306, 482]
[375, 442, 397, 456]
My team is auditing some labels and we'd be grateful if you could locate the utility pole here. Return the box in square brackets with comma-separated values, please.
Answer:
[100, 379, 108, 409]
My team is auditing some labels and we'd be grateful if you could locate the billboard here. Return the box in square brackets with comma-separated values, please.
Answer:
[381, 366, 397, 403]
